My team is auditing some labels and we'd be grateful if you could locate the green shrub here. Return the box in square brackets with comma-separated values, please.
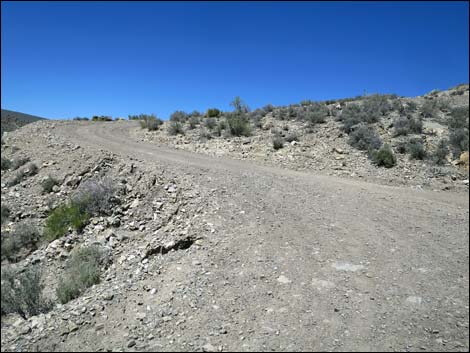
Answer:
[41, 176, 60, 194]
[1, 223, 40, 262]
[206, 108, 221, 118]
[348, 124, 383, 150]
[407, 139, 426, 160]
[433, 139, 449, 165]
[262, 104, 274, 113]
[1, 157, 11, 171]
[91, 116, 113, 121]
[1, 205, 11, 225]
[226, 114, 251, 137]
[56, 246, 103, 304]
[204, 118, 217, 130]
[44, 202, 90, 241]
[230, 96, 250, 114]
[1, 266, 52, 318]
[370, 144, 397, 168]
[137, 114, 163, 131]
[272, 135, 284, 150]
[199, 129, 213, 142]
[168, 121, 185, 136]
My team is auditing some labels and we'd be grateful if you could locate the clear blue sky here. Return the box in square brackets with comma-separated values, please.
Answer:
[1, 1, 469, 120]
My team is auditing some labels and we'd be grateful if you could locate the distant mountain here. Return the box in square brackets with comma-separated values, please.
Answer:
[1, 109, 46, 134]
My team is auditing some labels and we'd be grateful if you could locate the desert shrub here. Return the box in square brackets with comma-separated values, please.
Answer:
[206, 108, 221, 118]
[420, 100, 437, 118]
[249, 109, 265, 129]
[1, 223, 40, 262]
[10, 157, 30, 170]
[204, 117, 217, 130]
[272, 135, 284, 150]
[405, 101, 418, 113]
[407, 139, 426, 160]
[8, 163, 38, 186]
[1, 157, 11, 170]
[348, 124, 383, 150]
[188, 116, 200, 130]
[1, 205, 10, 225]
[370, 144, 396, 168]
[199, 129, 213, 142]
[56, 246, 104, 304]
[433, 139, 449, 165]
[449, 129, 469, 158]
[73, 117, 89, 121]
[285, 132, 299, 143]
[226, 114, 251, 137]
[170, 110, 189, 123]
[1, 266, 52, 318]
[230, 96, 250, 114]
[262, 104, 274, 113]
[214, 120, 227, 137]
[300, 100, 313, 106]
[396, 141, 408, 154]
[338, 104, 370, 132]
[91, 116, 113, 121]
[137, 114, 163, 131]
[72, 178, 116, 216]
[41, 175, 60, 194]
[393, 115, 423, 136]
[190, 110, 202, 117]
[146, 117, 164, 131]
[168, 121, 185, 136]
[275, 108, 287, 121]
[448, 107, 469, 130]
[44, 202, 90, 241]
[362, 94, 392, 117]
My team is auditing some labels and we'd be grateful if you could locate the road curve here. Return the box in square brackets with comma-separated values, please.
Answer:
[57, 121, 469, 352]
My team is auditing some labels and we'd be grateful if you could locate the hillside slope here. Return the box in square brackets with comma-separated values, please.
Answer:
[1, 109, 46, 134]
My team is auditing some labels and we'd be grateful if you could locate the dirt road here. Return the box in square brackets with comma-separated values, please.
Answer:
[56, 121, 469, 351]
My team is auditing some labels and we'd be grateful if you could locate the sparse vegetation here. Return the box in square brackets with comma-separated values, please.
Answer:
[338, 104, 378, 133]
[272, 135, 284, 150]
[8, 162, 38, 186]
[188, 116, 200, 130]
[226, 114, 251, 137]
[1, 266, 52, 318]
[1, 223, 40, 262]
[1, 205, 11, 225]
[10, 156, 30, 170]
[1, 157, 11, 170]
[370, 144, 397, 168]
[204, 117, 217, 130]
[170, 111, 189, 123]
[56, 246, 104, 304]
[420, 100, 437, 118]
[73, 117, 89, 121]
[348, 124, 382, 151]
[449, 129, 469, 158]
[168, 121, 185, 135]
[407, 138, 426, 160]
[206, 108, 221, 118]
[41, 175, 60, 194]
[433, 139, 449, 165]
[393, 115, 423, 136]
[285, 132, 299, 143]
[91, 116, 113, 122]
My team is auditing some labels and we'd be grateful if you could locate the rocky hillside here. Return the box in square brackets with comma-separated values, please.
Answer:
[1, 109, 46, 135]
[135, 84, 469, 191]
[1, 122, 219, 351]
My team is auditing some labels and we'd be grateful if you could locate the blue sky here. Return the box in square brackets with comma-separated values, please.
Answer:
[1, 1, 469, 120]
